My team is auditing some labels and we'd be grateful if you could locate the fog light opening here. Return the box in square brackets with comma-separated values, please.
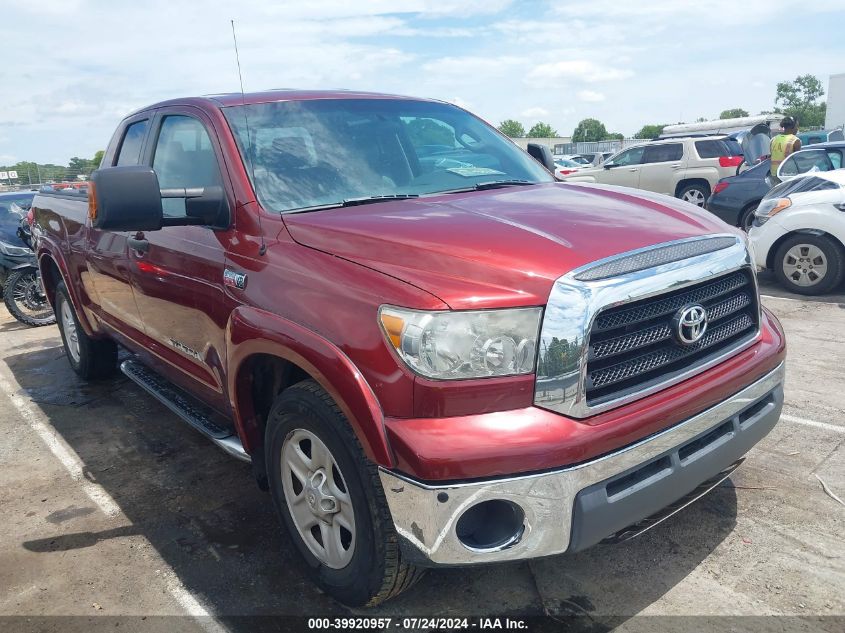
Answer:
[456, 499, 525, 552]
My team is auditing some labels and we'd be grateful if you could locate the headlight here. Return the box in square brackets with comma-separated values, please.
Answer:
[379, 306, 543, 379]
[754, 198, 791, 225]
[0, 241, 30, 257]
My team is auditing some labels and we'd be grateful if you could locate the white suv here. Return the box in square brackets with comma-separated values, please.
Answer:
[558, 136, 743, 206]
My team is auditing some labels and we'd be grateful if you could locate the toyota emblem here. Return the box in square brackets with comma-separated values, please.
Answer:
[673, 304, 708, 345]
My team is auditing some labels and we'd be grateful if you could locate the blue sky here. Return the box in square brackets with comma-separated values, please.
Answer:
[2, 0, 844, 165]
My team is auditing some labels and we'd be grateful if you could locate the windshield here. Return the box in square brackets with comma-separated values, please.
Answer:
[223, 98, 553, 213]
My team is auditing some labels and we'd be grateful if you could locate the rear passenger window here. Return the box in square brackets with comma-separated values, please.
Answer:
[116, 120, 148, 166]
[152, 116, 221, 217]
[642, 143, 682, 163]
[694, 140, 736, 158]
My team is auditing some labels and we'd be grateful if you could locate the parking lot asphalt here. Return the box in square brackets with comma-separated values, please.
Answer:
[0, 277, 843, 632]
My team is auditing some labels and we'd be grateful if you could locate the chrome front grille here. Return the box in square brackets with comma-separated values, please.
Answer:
[534, 235, 760, 419]
[586, 270, 759, 404]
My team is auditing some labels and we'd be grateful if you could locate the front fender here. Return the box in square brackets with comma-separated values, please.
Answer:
[226, 306, 392, 467]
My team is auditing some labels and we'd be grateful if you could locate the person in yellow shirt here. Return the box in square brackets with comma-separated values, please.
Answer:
[769, 117, 801, 184]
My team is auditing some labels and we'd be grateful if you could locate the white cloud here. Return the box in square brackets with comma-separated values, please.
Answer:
[521, 107, 550, 119]
[527, 60, 633, 83]
[1, 0, 843, 162]
[577, 90, 606, 103]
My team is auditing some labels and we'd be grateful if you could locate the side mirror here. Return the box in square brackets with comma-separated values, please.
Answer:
[91, 166, 163, 231]
[603, 163, 616, 169]
[91, 166, 229, 231]
[526, 143, 556, 174]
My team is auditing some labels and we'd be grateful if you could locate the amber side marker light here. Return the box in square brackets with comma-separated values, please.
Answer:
[380, 312, 405, 349]
[87, 181, 97, 221]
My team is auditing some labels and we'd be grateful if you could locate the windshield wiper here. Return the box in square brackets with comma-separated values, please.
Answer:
[284, 194, 420, 214]
[443, 179, 537, 194]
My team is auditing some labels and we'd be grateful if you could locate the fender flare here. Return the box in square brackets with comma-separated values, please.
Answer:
[226, 306, 392, 467]
[37, 247, 97, 336]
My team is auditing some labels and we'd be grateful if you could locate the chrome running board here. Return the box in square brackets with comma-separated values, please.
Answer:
[120, 359, 251, 463]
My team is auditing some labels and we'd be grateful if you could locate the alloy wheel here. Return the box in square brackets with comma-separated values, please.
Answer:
[682, 189, 706, 206]
[281, 428, 356, 569]
[60, 299, 81, 362]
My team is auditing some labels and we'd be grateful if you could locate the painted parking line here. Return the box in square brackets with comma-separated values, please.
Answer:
[760, 294, 845, 306]
[781, 413, 845, 434]
[0, 362, 228, 633]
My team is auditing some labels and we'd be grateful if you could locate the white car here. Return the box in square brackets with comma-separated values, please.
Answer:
[553, 157, 586, 179]
[554, 153, 591, 166]
[749, 170, 845, 295]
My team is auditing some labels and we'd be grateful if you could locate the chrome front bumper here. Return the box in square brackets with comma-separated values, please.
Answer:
[379, 361, 785, 566]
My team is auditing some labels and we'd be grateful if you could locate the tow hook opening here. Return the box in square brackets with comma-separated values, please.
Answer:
[456, 499, 525, 552]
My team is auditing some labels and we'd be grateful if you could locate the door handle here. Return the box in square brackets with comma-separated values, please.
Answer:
[128, 237, 149, 254]
[629, 168, 639, 172]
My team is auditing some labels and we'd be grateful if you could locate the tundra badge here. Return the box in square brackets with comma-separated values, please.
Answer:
[224, 268, 248, 290]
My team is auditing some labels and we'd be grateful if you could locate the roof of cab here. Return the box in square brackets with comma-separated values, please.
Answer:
[125, 89, 437, 117]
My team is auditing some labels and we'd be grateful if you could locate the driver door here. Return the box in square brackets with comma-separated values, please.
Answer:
[599, 146, 645, 189]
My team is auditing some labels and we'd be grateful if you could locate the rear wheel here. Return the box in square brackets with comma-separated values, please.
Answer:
[55, 281, 118, 379]
[738, 203, 759, 232]
[3, 268, 56, 326]
[266, 380, 423, 606]
[773, 234, 844, 296]
[677, 182, 710, 207]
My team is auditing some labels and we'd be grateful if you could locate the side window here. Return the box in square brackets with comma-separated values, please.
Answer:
[779, 155, 799, 177]
[115, 120, 148, 166]
[152, 116, 221, 217]
[642, 143, 682, 164]
[827, 150, 843, 170]
[611, 146, 645, 166]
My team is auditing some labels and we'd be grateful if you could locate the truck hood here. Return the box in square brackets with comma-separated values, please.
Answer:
[283, 182, 737, 309]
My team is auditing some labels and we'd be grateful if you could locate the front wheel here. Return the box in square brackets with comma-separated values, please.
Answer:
[3, 268, 56, 326]
[266, 380, 423, 606]
[677, 183, 710, 207]
[773, 234, 845, 296]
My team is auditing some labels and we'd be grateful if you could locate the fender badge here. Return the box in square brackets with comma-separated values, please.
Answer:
[223, 268, 248, 290]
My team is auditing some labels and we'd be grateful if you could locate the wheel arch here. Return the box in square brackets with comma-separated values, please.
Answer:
[674, 178, 712, 198]
[226, 306, 392, 469]
[37, 250, 97, 335]
[765, 229, 845, 270]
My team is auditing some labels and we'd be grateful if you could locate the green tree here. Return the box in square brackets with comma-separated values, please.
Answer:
[720, 108, 749, 119]
[527, 121, 558, 138]
[775, 74, 827, 127]
[605, 132, 624, 140]
[634, 124, 665, 139]
[405, 118, 455, 147]
[498, 119, 525, 137]
[571, 118, 607, 143]
[92, 150, 105, 169]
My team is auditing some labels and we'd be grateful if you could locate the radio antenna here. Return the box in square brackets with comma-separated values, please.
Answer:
[231, 19, 266, 256]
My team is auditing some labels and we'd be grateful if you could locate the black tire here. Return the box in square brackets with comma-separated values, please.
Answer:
[773, 234, 845, 296]
[265, 379, 423, 606]
[55, 281, 118, 379]
[677, 182, 711, 207]
[3, 268, 56, 327]
[738, 203, 759, 232]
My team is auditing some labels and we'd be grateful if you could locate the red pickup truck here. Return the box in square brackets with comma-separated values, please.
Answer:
[32, 90, 785, 606]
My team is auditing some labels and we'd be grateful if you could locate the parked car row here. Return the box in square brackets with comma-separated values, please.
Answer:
[535, 132, 845, 296]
